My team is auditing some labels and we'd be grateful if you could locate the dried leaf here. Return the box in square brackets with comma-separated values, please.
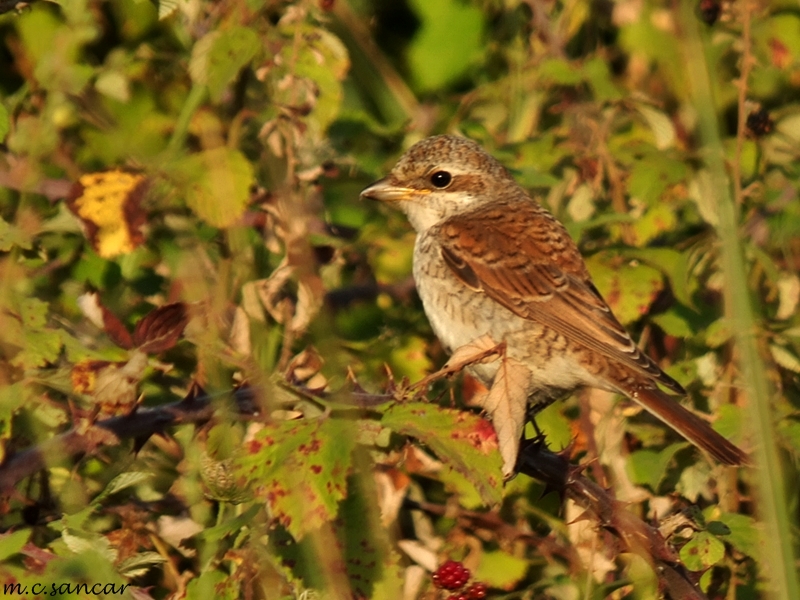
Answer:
[65, 170, 148, 258]
[291, 271, 324, 333]
[256, 259, 294, 323]
[76, 292, 134, 350]
[285, 346, 325, 384]
[776, 274, 800, 320]
[133, 303, 188, 354]
[71, 350, 148, 417]
[770, 343, 800, 373]
[228, 306, 251, 355]
[475, 355, 531, 477]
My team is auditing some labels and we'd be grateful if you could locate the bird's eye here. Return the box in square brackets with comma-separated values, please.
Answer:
[429, 171, 452, 188]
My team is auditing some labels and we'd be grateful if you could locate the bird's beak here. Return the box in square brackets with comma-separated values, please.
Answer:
[360, 178, 423, 203]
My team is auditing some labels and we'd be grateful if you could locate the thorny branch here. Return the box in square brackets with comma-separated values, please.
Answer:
[0, 383, 387, 495]
[2, 369, 712, 600]
[517, 440, 708, 600]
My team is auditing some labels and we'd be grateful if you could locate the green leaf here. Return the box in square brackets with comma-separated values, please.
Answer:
[200, 505, 260, 544]
[20, 297, 49, 329]
[389, 335, 433, 382]
[94, 472, 152, 503]
[381, 403, 503, 506]
[178, 147, 254, 228]
[583, 56, 623, 102]
[706, 520, 731, 536]
[0, 529, 31, 562]
[62, 532, 117, 562]
[190, 27, 260, 102]
[9, 299, 64, 369]
[282, 26, 349, 137]
[538, 57, 583, 85]
[676, 461, 713, 503]
[627, 154, 687, 206]
[679, 531, 726, 571]
[584, 252, 664, 325]
[651, 308, 695, 338]
[117, 551, 167, 578]
[186, 569, 239, 600]
[0, 218, 32, 251]
[407, 0, 484, 92]
[232, 417, 356, 539]
[270, 477, 403, 598]
[630, 202, 678, 247]
[626, 442, 685, 490]
[11, 329, 64, 369]
[703, 510, 760, 558]
[635, 104, 676, 150]
[474, 549, 529, 589]
[0, 103, 9, 143]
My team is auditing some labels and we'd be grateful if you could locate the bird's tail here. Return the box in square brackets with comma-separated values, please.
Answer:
[629, 387, 748, 466]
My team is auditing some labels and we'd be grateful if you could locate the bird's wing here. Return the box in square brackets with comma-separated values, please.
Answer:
[434, 201, 684, 394]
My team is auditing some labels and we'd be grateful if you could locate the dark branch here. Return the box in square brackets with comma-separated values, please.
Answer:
[516, 439, 708, 600]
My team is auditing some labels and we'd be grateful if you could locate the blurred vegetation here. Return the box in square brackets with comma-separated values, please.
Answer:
[0, 0, 799, 598]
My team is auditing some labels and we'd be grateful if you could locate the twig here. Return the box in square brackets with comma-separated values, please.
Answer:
[0, 382, 397, 495]
[516, 440, 708, 600]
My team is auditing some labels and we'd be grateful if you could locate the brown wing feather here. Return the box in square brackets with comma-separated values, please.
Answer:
[435, 200, 685, 395]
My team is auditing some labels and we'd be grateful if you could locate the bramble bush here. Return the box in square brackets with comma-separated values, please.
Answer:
[0, 0, 798, 598]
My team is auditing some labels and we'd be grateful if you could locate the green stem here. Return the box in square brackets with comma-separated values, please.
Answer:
[167, 84, 208, 153]
[683, 7, 799, 600]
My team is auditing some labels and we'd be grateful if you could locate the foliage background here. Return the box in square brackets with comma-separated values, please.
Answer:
[0, 0, 799, 598]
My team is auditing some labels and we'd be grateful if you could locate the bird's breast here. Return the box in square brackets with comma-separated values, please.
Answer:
[412, 232, 608, 393]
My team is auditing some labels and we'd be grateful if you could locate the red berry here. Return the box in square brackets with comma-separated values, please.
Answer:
[446, 595, 468, 600]
[433, 560, 470, 590]
[466, 582, 488, 599]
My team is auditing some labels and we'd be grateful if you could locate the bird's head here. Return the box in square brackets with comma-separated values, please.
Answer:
[360, 135, 516, 232]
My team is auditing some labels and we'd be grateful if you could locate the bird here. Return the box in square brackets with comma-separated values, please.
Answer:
[361, 134, 747, 471]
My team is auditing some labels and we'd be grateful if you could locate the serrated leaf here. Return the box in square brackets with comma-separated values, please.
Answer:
[20, 297, 49, 329]
[584, 252, 664, 325]
[132, 302, 188, 353]
[703, 511, 760, 557]
[474, 549, 529, 589]
[626, 442, 686, 491]
[158, 0, 178, 19]
[770, 343, 800, 373]
[676, 461, 713, 503]
[11, 329, 64, 369]
[95, 471, 152, 503]
[117, 551, 167, 578]
[679, 531, 725, 571]
[232, 418, 356, 539]
[630, 202, 678, 247]
[200, 505, 260, 544]
[636, 104, 676, 150]
[270, 476, 404, 599]
[180, 147, 254, 228]
[627, 154, 687, 206]
[0, 529, 31, 562]
[190, 27, 260, 102]
[0, 217, 32, 251]
[381, 402, 503, 506]
[62, 531, 117, 562]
